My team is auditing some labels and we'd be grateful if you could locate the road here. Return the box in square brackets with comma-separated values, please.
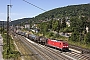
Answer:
[0, 34, 3, 60]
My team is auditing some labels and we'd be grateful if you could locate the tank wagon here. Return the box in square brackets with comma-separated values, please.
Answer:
[15, 30, 69, 51]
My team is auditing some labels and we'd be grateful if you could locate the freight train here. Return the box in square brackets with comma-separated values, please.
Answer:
[15, 30, 69, 51]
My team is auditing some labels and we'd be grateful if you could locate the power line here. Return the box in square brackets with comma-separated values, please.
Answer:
[23, 0, 46, 11]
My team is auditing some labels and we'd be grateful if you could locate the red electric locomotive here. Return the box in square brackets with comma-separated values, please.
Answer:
[47, 39, 69, 51]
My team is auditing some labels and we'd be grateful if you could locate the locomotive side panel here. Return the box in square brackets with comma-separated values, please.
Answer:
[47, 39, 69, 51]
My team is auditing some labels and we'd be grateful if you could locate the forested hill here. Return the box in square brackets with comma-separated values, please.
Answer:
[2, 3, 90, 26]
[34, 4, 90, 20]
[10, 18, 33, 26]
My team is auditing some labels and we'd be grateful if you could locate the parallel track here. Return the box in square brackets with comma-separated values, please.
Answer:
[22, 35, 90, 60]
[18, 35, 72, 60]
[12, 32, 90, 60]
[11, 32, 37, 60]
[69, 44, 90, 54]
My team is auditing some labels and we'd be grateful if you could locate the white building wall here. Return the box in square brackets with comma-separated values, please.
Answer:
[25, 24, 30, 29]
[86, 26, 89, 33]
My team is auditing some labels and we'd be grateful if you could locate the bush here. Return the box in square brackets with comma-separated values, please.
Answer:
[48, 32, 54, 37]
[3, 49, 20, 59]
[2, 33, 20, 59]
[63, 27, 72, 33]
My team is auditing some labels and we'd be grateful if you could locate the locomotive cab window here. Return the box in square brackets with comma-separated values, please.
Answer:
[63, 43, 65, 45]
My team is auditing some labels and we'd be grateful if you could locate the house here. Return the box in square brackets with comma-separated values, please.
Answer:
[25, 22, 30, 29]
[86, 26, 89, 33]
[66, 19, 70, 27]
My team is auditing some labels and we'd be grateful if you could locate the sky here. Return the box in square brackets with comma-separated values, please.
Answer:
[0, 0, 90, 21]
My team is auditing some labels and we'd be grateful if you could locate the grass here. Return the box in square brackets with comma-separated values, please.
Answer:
[2, 33, 21, 59]
[13, 34, 32, 60]
[68, 40, 90, 49]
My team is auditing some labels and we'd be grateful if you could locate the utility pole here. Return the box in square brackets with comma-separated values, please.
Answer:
[7, 5, 12, 56]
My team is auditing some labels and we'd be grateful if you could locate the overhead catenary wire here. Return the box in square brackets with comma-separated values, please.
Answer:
[23, 0, 46, 11]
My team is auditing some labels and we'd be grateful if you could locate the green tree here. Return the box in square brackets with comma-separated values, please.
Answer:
[48, 20, 52, 29]
[69, 31, 80, 42]
[52, 20, 58, 31]
[84, 31, 90, 44]
[80, 16, 88, 34]
[39, 22, 49, 36]
[57, 20, 61, 33]
[61, 18, 66, 29]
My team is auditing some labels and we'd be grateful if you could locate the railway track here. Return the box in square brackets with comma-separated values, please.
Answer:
[21, 38, 52, 60]
[11, 32, 38, 60]
[17, 34, 72, 60]
[16, 34, 53, 60]
[23, 36, 90, 60]
[69, 44, 90, 54]
[37, 44, 72, 60]
[12, 32, 90, 60]
[31, 40, 90, 60]
[41, 43, 90, 60]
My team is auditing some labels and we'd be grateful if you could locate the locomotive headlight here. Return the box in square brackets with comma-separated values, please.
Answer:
[63, 46, 68, 47]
